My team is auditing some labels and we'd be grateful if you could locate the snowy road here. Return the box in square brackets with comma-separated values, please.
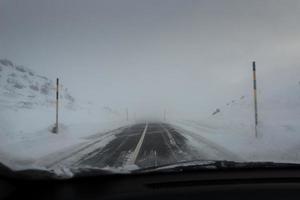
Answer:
[75, 123, 210, 169]
[39, 122, 240, 171]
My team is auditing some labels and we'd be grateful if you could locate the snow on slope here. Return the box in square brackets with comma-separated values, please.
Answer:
[171, 80, 300, 163]
[0, 59, 75, 109]
[0, 59, 130, 169]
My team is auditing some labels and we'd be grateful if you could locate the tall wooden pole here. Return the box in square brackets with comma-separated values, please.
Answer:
[55, 78, 59, 133]
[252, 62, 258, 138]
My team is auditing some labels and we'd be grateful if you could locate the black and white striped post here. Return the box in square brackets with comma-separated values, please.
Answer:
[252, 62, 258, 138]
[54, 78, 59, 133]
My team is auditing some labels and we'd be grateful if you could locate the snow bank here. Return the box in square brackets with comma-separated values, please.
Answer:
[0, 59, 131, 170]
[0, 103, 131, 170]
[170, 91, 300, 163]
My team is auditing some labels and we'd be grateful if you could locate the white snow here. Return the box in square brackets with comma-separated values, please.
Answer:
[0, 59, 132, 170]
[2, 58, 300, 174]
[169, 83, 300, 163]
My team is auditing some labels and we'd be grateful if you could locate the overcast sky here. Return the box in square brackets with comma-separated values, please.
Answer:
[1, 0, 300, 118]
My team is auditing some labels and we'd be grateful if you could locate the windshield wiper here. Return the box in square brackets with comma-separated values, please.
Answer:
[133, 160, 300, 174]
[0, 162, 60, 180]
[2, 160, 300, 180]
[0, 163, 115, 180]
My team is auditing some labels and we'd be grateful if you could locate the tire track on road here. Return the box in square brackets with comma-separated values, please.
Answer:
[170, 124, 242, 161]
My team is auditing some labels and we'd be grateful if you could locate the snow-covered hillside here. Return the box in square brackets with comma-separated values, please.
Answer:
[0, 59, 75, 110]
[171, 81, 300, 163]
[0, 59, 130, 169]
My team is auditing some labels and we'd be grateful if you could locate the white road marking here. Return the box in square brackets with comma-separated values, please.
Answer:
[126, 123, 148, 165]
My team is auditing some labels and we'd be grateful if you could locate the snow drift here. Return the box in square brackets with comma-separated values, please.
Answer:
[170, 74, 300, 163]
[0, 59, 130, 170]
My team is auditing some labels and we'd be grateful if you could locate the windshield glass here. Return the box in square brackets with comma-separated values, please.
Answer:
[1, 0, 300, 178]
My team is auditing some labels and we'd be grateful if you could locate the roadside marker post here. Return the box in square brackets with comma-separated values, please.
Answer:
[252, 62, 258, 138]
[54, 78, 59, 133]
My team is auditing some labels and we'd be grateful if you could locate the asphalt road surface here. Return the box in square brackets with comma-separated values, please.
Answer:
[77, 123, 201, 169]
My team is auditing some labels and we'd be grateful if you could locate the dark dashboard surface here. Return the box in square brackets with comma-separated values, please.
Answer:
[2, 169, 300, 200]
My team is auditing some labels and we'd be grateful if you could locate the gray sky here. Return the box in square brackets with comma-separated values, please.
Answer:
[1, 0, 300, 118]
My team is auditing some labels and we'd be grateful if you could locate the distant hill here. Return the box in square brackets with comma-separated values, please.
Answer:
[0, 58, 75, 109]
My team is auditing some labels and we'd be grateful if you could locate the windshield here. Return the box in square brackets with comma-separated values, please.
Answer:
[1, 0, 300, 178]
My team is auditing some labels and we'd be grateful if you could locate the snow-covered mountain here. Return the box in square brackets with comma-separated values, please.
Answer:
[0, 59, 75, 109]
[210, 79, 300, 123]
